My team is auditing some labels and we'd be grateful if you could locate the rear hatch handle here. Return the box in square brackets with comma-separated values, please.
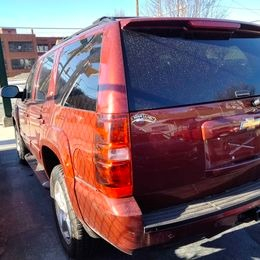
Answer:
[235, 90, 250, 98]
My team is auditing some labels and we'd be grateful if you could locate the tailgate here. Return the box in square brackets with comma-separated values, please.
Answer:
[130, 103, 260, 212]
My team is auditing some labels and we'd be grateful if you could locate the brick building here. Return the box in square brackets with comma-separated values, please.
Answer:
[0, 28, 61, 77]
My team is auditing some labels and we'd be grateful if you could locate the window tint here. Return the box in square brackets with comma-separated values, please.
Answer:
[36, 53, 54, 101]
[122, 30, 260, 111]
[24, 63, 37, 99]
[56, 40, 83, 100]
[57, 34, 102, 111]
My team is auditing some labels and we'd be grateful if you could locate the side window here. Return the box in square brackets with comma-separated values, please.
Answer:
[36, 53, 55, 101]
[56, 34, 102, 111]
[24, 63, 37, 99]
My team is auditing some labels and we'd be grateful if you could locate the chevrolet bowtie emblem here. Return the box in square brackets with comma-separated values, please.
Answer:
[240, 118, 260, 130]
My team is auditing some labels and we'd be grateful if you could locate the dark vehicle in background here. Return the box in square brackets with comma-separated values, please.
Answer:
[1, 17, 260, 259]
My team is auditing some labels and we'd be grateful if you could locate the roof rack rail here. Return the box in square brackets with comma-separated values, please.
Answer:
[92, 16, 136, 25]
[92, 16, 116, 25]
[56, 16, 137, 46]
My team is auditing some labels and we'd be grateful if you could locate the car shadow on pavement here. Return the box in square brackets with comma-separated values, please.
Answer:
[0, 139, 15, 146]
[0, 147, 18, 165]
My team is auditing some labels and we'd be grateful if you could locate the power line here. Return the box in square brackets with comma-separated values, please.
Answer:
[230, 0, 260, 16]
[218, 5, 260, 11]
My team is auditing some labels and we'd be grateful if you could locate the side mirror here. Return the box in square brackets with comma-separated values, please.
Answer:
[0, 85, 23, 98]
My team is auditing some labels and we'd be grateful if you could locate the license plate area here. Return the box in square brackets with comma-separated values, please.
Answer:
[202, 117, 260, 170]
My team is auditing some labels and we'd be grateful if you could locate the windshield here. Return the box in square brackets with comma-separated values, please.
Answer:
[122, 29, 260, 111]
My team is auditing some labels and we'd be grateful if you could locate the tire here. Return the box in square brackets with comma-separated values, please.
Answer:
[15, 127, 28, 163]
[51, 165, 96, 259]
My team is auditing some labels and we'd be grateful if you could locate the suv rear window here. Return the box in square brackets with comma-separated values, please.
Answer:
[122, 30, 260, 111]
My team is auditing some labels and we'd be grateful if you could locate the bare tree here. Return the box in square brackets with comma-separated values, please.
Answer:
[145, 0, 163, 16]
[113, 9, 126, 17]
[143, 0, 227, 18]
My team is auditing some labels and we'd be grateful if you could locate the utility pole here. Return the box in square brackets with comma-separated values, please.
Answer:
[0, 40, 13, 126]
[136, 0, 139, 16]
[158, 0, 162, 16]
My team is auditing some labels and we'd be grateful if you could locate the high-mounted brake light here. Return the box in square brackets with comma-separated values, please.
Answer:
[188, 20, 241, 30]
[94, 113, 132, 198]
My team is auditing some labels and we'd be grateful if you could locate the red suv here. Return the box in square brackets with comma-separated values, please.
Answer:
[1, 17, 260, 258]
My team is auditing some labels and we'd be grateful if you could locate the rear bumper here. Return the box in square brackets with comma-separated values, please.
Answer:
[78, 179, 259, 254]
[142, 199, 260, 249]
[143, 179, 260, 232]
[141, 179, 260, 249]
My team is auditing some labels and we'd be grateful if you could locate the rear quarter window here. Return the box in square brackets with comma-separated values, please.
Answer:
[122, 30, 260, 111]
[56, 34, 102, 111]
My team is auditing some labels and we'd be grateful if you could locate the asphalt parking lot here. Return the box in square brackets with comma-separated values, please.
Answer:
[0, 125, 259, 260]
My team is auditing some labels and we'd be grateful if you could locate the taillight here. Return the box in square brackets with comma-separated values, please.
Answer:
[94, 113, 132, 198]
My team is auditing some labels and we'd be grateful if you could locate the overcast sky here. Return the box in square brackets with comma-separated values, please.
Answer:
[1, 0, 260, 36]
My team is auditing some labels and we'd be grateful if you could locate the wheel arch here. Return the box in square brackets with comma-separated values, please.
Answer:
[41, 145, 61, 198]
[42, 145, 60, 178]
[40, 129, 85, 229]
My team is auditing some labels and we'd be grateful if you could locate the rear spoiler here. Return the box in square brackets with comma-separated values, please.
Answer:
[120, 18, 260, 34]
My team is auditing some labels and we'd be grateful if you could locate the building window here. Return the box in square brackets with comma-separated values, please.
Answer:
[8, 41, 33, 52]
[37, 44, 49, 53]
[11, 58, 35, 70]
